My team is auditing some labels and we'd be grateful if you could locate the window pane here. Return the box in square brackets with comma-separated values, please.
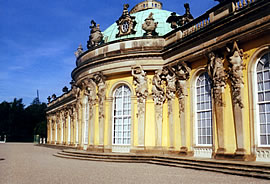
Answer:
[258, 93, 264, 102]
[257, 72, 263, 82]
[261, 135, 267, 145]
[257, 52, 270, 146]
[258, 82, 263, 91]
[196, 72, 212, 145]
[113, 85, 131, 145]
[260, 124, 266, 134]
[265, 81, 270, 91]
[264, 71, 270, 80]
[257, 62, 263, 71]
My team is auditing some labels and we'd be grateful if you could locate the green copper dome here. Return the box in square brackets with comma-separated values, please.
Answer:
[103, 9, 174, 43]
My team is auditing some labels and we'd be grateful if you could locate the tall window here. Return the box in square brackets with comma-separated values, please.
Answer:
[256, 52, 270, 146]
[113, 85, 131, 145]
[196, 72, 212, 145]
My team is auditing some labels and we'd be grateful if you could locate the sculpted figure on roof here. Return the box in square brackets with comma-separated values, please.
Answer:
[87, 20, 103, 49]
[142, 12, 158, 36]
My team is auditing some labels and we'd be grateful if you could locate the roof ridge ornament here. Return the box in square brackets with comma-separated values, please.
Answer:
[74, 44, 83, 58]
[87, 20, 104, 49]
[166, 3, 194, 29]
[116, 4, 137, 37]
[142, 12, 158, 36]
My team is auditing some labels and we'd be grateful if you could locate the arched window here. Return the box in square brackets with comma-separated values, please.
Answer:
[196, 72, 212, 145]
[113, 85, 131, 145]
[256, 52, 270, 146]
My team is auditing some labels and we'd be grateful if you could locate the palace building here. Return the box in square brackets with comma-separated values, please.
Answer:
[46, 0, 270, 162]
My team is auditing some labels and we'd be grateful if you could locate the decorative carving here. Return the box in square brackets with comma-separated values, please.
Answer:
[116, 4, 137, 37]
[227, 42, 245, 108]
[162, 66, 176, 101]
[132, 65, 148, 146]
[52, 94, 57, 100]
[166, 3, 194, 29]
[207, 51, 226, 106]
[162, 65, 177, 148]
[152, 69, 165, 106]
[93, 72, 106, 119]
[87, 20, 103, 49]
[132, 65, 148, 104]
[152, 69, 165, 147]
[71, 84, 81, 99]
[74, 44, 84, 58]
[175, 62, 191, 112]
[62, 86, 68, 93]
[142, 12, 158, 36]
[47, 96, 51, 103]
[83, 79, 97, 118]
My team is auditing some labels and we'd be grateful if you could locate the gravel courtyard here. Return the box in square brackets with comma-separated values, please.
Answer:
[0, 143, 269, 184]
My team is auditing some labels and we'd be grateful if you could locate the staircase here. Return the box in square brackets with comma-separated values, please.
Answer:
[54, 149, 270, 180]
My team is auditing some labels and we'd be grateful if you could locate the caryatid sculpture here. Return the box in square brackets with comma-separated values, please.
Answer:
[175, 62, 191, 113]
[132, 65, 148, 103]
[132, 65, 148, 147]
[207, 51, 227, 106]
[93, 72, 106, 147]
[162, 66, 177, 101]
[152, 69, 165, 106]
[227, 41, 246, 155]
[162, 66, 177, 149]
[152, 69, 165, 147]
[227, 42, 245, 108]
[93, 72, 106, 119]
[207, 51, 227, 154]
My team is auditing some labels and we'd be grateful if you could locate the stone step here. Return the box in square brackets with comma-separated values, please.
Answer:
[54, 153, 145, 163]
[148, 160, 270, 179]
[57, 151, 150, 161]
[54, 150, 270, 180]
[62, 149, 270, 171]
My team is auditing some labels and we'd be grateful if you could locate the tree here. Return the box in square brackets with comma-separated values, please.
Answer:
[0, 98, 47, 142]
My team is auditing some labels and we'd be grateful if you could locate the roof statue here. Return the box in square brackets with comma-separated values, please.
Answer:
[74, 44, 83, 58]
[87, 20, 103, 49]
[142, 12, 158, 36]
[166, 3, 194, 29]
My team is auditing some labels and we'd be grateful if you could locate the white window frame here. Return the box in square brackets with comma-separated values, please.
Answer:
[112, 85, 131, 146]
[255, 51, 270, 147]
[195, 72, 213, 147]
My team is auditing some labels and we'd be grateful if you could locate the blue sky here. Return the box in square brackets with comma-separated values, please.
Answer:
[0, 0, 218, 106]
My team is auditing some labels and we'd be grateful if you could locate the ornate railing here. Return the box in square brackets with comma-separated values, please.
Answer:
[172, 0, 259, 40]
[235, 0, 256, 11]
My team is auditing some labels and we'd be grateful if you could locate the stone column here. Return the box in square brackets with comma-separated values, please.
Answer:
[50, 118, 53, 144]
[64, 110, 69, 145]
[132, 65, 148, 148]
[93, 72, 106, 148]
[175, 61, 191, 154]
[162, 66, 177, 149]
[69, 106, 75, 146]
[207, 51, 226, 155]
[80, 101, 86, 148]
[54, 118, 57, 144]
[76, 100, 82, 147]
[227, 41, 246, 155]
[47, 116, 51, 144]
[152, 69, 165, 148]
[60, 112, 64, 144]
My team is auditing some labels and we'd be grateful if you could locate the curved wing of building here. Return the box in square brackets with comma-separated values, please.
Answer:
[46, 0, 270, 162]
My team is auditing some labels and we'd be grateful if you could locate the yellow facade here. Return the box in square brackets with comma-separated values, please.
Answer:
[46, 0, 270, 162]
